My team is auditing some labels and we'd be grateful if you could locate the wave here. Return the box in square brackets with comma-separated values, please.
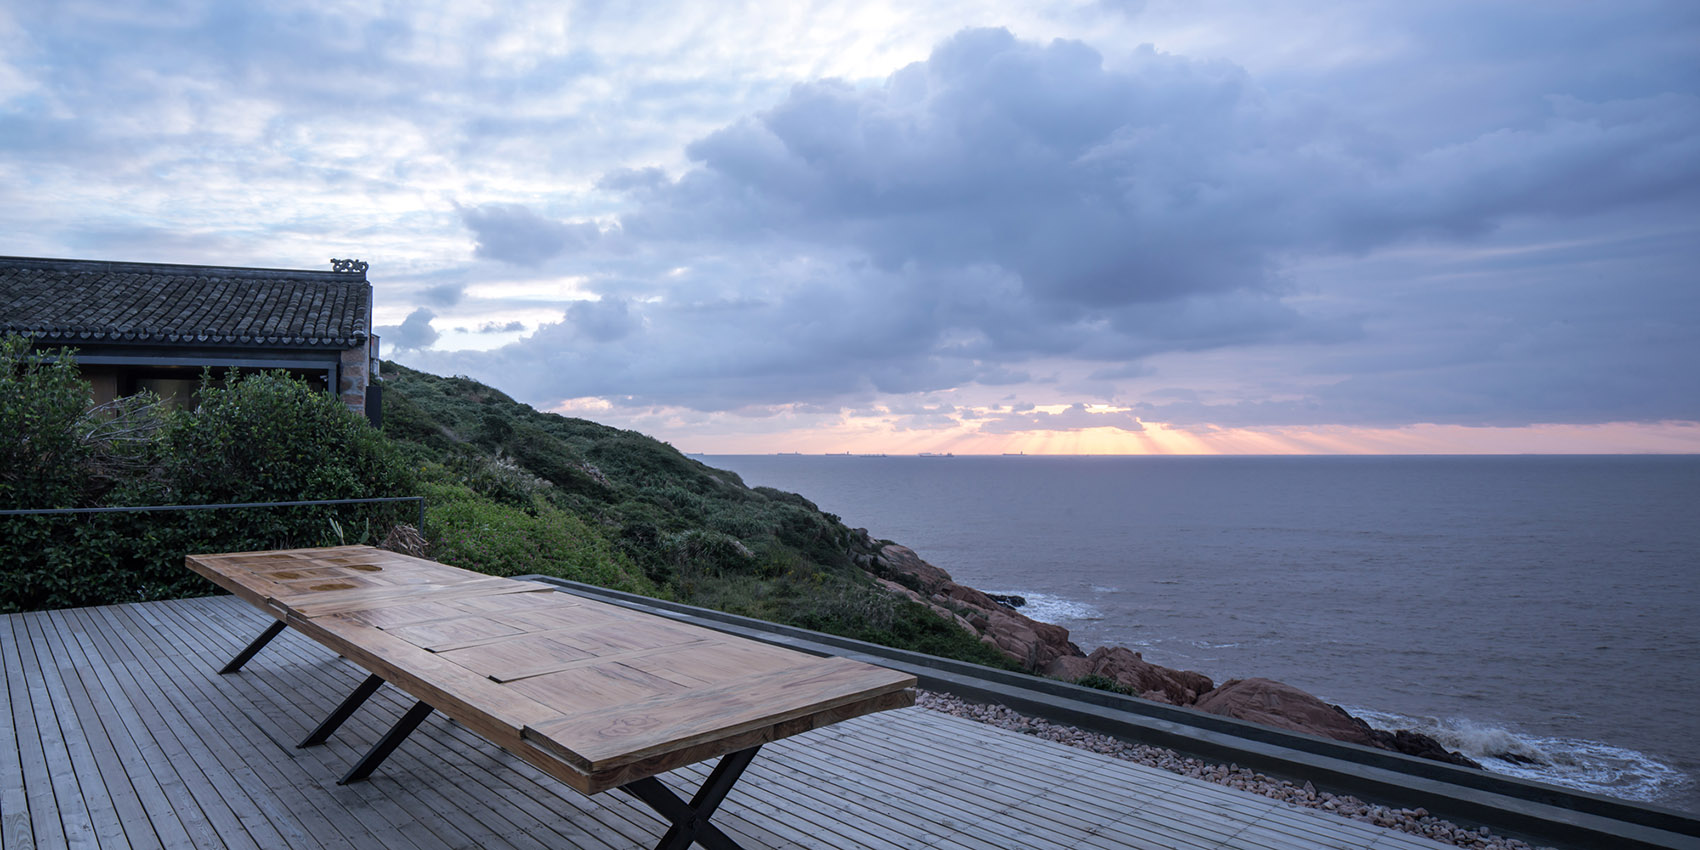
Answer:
[985, 589, 1104, 623]
[1348, 707, 1693, 805]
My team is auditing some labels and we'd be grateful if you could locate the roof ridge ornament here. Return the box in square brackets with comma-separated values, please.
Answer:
[330, 258, 368, 274]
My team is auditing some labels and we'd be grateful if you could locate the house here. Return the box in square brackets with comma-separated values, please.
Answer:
[0, 255, 382, 424]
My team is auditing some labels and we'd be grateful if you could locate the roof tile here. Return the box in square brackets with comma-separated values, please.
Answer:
[0, 256, 371, 350]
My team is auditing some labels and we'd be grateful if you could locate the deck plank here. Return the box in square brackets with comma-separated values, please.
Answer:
[2, 616, 43, 850]
[181, 600, 613, 850]
[3, 595, 1460, 850]
[81, 603, 304, 850]
[35, 608, 168, 850]
[170, 595, 659, 850]
[13, 613, 83, 850]
[119, 599, 460, 850]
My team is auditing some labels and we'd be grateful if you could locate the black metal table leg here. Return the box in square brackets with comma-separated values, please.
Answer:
[219, 620, 287, 674]
[619, 746, 760, 850]
[338, 700, 434, 785]
[299, 673, 385, 748]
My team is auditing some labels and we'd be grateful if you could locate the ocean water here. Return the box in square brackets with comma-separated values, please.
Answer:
[703, 454, 1700, 814]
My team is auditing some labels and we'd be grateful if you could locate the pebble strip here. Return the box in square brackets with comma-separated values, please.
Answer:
[915, 690, 1554, 850]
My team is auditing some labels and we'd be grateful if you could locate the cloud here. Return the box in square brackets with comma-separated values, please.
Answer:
[395, 22, 1700, 431]
[8, 3, 1697, 439]
[458, 203, 599, 267]
[977, 403, 1145, 434]
[377, 308, 438, 351]
[419, 282, 466, 307]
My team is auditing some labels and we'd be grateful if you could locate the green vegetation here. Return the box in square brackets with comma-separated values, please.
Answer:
[1074, 673, 1137, 697]
[382, 363, 1016, 670]
[0, 337, 415, 612]
[0, 336, 1012, 669]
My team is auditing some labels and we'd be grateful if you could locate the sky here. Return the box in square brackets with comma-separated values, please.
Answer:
[3, 1, 1698, 454]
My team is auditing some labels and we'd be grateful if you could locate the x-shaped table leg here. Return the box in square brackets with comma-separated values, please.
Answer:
[219, 620, 286, 674]
[619, 746, 761, 850]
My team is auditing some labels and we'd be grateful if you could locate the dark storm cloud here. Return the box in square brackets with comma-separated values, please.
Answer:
[623, 27, 1700, 306]
[448, 22, 1696, 426]
[458, 204, 599, 267]
[25, 0, 1690, 431]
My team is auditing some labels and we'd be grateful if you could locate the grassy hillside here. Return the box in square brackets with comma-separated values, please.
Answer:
[381, 362, 1015, 669]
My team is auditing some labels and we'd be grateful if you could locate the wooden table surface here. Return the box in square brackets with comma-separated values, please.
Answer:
[187, 545, 916, 794]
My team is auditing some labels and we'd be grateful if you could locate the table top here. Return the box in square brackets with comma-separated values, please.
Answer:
[187, 545, 917, 793]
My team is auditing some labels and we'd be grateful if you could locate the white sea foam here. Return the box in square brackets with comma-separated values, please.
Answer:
[1348, 708, 1692, 805]
[985, 590, 1104, 623]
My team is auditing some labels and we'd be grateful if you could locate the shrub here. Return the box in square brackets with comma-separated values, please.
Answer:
[0, 362, 414, 612]
[162, 369, 408, 505]
[0, 336, 95, 509]
[1074, 674, 1136, 696]
[422, 482, 655, 595]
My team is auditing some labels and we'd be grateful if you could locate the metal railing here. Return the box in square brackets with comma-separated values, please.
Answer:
[0, 495, 426, 534]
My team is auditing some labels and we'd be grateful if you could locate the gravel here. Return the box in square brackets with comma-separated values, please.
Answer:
[915, 689, 1555, 850]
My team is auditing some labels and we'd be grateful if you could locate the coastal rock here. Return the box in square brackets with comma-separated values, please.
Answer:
[1077, 646, 1215, 706]
[1192, 679, 1482, 768]
[1193, 678, 1383, 747]
[867, 538, 953, 594]
[975, 605, 1081, 670]
[871, 575, 978, 635]
[1043, 655, 1095, 682]
[859, 533, 1486, 769]
[855, 533, 1082, 671]
[1373, 729, 1484, 770]
[856, 531, 1486, 770]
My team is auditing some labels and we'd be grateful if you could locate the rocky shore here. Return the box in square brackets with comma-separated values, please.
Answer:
[849, 530, 1481, 768]
[916, 690, 1550, 850]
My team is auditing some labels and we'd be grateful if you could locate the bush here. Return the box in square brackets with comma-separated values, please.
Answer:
[162, 369, 408, 505]
[422, 482, 655, 595]
[0, 361, 414, 613]
[1074, 674, 1136, 696]
[0, 336, 95, 509]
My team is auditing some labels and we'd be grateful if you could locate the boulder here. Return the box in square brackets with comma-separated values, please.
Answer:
[871, 541, 953, 594]
[1374, 729, 1484, 770]
[854, 535, 1482, 769]
[1043, 655, 1095, 681]
[1081, 646, 1215, 705]
[1193, 678, 1383, 747]
[858, 537, 1082, 671]
[976, 606, 1081, 670]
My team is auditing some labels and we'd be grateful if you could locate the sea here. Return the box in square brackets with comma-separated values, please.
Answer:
[702, 454, 1700, 814]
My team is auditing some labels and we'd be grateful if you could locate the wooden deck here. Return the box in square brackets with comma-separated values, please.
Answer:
[3, 595, 1451, 850]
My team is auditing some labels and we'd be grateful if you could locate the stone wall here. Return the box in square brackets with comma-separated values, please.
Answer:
[339, 340, 371, 419]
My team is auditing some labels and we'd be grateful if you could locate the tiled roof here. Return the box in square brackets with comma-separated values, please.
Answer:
[0, 256, 371, 350]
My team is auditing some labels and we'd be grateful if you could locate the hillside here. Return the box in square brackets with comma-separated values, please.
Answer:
[379, 362, 1018, 669]
[381, 363, 1485, 769]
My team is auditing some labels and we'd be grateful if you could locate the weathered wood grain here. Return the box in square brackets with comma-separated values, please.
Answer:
[4, 595, 1457, 850]
[186, 545, 918, 802]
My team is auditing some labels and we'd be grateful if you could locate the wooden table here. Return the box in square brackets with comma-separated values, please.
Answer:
[187, 545, 917, 850]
